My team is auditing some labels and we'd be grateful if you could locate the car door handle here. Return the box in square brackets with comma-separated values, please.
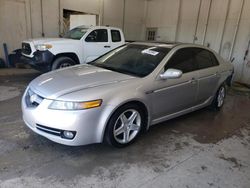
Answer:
[190, 78, 197, 84]
[104, 45, 111, 48]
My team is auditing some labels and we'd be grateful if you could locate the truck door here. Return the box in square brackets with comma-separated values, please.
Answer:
[110, 29, 124, 49]
[83, 29, 111, 62]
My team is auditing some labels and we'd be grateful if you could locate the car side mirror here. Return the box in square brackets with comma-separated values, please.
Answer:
[160, 68, 183, 80]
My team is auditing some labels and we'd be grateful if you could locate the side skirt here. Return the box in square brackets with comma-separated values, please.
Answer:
[150, 97, 213, 126]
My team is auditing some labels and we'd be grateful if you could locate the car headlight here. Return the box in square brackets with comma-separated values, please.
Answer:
[35, 44, 52, 51]
[48, 99, 102, 110]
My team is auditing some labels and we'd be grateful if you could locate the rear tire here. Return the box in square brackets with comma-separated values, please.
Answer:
[51, 57, 76, 70]
[211, 84, 226, 110]
[104, 103, 146, 148]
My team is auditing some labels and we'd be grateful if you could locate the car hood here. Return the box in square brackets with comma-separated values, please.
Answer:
[29, 64, 135, 99]
[24, 38, 78, 46]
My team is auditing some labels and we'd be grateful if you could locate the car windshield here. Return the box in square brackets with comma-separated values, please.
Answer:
[63, 27, 88, 40]
[89, 44, 170, 77]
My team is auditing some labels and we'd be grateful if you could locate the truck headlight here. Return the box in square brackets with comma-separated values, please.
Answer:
[35, 44, 52, 51]
[49, 99, 102, 110]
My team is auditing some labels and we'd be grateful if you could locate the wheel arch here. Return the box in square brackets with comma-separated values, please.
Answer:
[53, 53, 80, 65]
[99, 99, 151, 143]
[215, 78, 227, 94]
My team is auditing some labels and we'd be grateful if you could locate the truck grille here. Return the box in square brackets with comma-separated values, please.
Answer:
[22, 42, 32, 55]
[25, 89, 44, 107]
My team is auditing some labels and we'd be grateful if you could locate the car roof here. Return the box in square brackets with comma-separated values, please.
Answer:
[130, 41, 209, 50]
[76, 25, 121, 30]
[131, 41, 178, 49]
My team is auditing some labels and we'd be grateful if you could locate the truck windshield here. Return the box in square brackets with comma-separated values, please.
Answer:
[90, 44, 170, 77]
[63, 28, 88, 40]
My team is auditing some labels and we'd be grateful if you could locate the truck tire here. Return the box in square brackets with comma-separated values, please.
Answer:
[51, 57, 76, 70]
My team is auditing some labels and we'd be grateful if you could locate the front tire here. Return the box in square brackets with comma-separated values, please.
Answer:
[51, 57, 76, 70]
[104, 104, 146, 148]
[211, 84, 226, 110]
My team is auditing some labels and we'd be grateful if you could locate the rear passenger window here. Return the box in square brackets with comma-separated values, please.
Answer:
[85, 29, 108, 42]
[209, 52, 219, 66]
[111, 30, 121, 42]
[165, 48, 197, 73]
[193, 48, 218, 69]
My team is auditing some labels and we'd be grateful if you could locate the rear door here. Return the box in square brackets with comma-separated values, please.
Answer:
[193, 48, 220, 104]
[152, 48, 199, 120]
[83, 29, 111, 62]
[110, 29, 124, 49]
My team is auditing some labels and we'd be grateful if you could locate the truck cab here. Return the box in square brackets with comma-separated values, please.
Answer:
[21, 26, 125, 72]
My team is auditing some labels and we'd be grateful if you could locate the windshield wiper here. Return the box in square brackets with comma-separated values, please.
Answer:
[94, 64, 121, 73]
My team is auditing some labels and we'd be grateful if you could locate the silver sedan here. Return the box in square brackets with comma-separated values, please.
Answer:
[22, 42, 233, 147]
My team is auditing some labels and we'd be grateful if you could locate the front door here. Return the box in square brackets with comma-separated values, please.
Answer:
[152, 48, 199, 120]
[83, 29, 111, 62]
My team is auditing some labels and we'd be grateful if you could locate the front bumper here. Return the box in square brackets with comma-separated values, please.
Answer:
[21, 50, 54, 72]
[21, 89, 106, 146]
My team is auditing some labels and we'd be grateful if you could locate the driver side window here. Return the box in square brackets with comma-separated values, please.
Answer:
[165, 48, 197, 73]
[85, 29, 108, 42]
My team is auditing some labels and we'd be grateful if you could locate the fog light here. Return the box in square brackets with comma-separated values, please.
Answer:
[62, 131, 75, 139]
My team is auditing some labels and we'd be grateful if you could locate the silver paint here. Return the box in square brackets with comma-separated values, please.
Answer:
[21, 43, 234, 146]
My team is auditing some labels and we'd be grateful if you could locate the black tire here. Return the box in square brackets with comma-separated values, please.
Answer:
[211, 84, 226, 110]
[104, 103, 147, 148]
[51, 57, 76, 70]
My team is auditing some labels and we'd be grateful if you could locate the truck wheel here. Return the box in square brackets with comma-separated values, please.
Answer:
[51, 57, 76, 70]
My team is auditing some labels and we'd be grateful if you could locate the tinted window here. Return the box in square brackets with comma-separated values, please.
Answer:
[85, 29, 108, 42]
[165, 48, 197, 73]
[111, 30, 121, 42]
[210, 52, 219, 66]
[193, 48, 218, 69]
[90, 44, 170, 77]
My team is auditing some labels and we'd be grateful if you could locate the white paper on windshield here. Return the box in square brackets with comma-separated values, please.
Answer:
[142, 49, 159, 56]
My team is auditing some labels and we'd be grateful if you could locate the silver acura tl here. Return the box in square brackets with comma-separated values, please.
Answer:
[22, 42, 233, 147]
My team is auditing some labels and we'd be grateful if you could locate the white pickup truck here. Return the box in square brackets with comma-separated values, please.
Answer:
[21, 26, 125, 72]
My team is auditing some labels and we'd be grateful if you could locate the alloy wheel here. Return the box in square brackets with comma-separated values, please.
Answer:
[217, 87, 225, 107]
[113, 109, 141, 144]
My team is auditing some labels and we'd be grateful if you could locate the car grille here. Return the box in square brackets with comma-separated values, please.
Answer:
[36, 124, 76, 139]
[36, 124, 62, 137]
[22, 42, 32, 55]
[25, 89, 44, 107]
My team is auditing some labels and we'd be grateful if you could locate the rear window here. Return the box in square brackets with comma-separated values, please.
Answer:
[111, 30, 121, 42]
[193, 48, 219, 69]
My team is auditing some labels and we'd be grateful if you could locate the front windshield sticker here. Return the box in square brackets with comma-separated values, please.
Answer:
[141, 49, 159, 56]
